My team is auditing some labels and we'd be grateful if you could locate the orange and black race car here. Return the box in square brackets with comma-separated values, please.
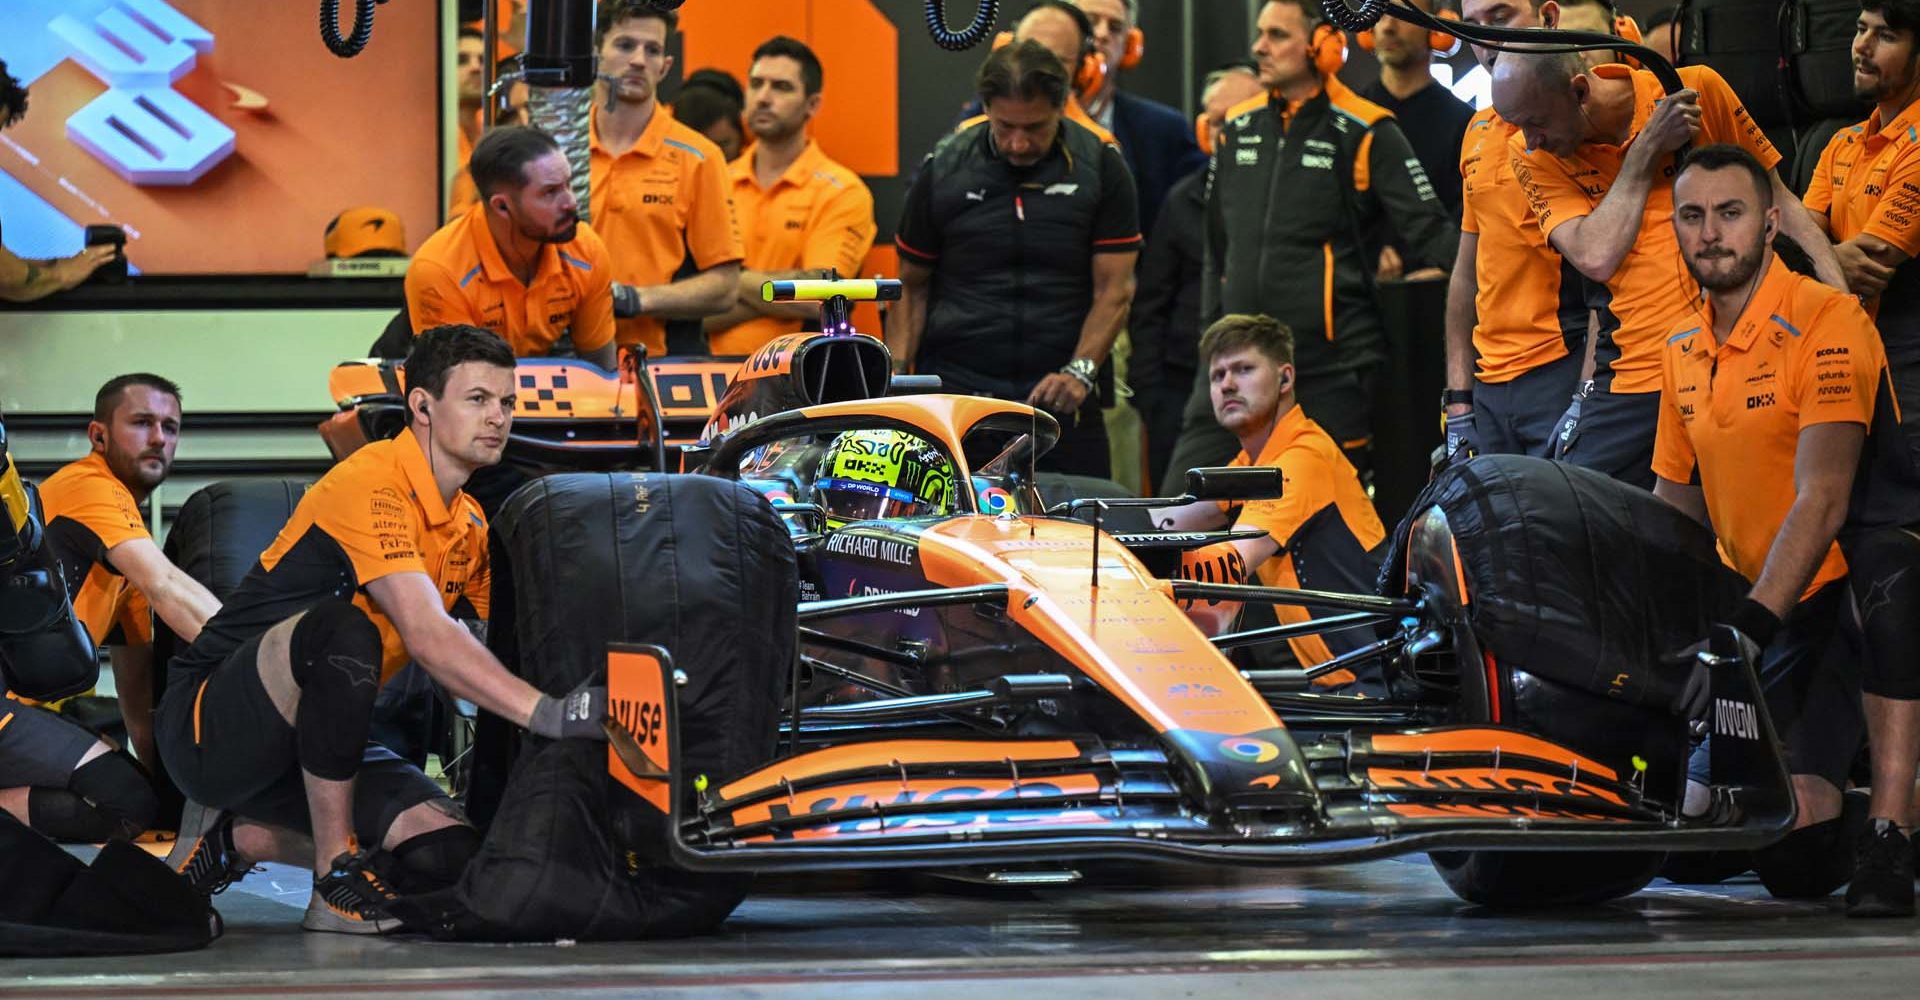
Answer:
[323, 280, 1795, 909]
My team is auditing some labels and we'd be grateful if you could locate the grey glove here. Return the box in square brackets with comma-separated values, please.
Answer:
[528, 680, 610, 741]
[1443, 409, 1481, 467]
[1550, 380, 1595, 460]
[612, 282, 642, 319]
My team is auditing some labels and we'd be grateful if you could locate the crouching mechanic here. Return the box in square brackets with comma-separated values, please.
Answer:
[158, 326, 610, 935]
[1, 374, 221, 843]
[1153, 314, 1387, 685]
[1650, 147, 1882, 900]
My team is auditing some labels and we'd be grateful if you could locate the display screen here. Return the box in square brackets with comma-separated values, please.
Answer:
[0, 0, 440, 276]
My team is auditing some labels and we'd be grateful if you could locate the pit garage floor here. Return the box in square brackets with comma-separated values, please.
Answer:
[7, 856, 1920, 999]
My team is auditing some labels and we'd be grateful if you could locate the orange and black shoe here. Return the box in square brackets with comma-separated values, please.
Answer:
[165, 800, 251, 896]
[303, 846, 405, 935]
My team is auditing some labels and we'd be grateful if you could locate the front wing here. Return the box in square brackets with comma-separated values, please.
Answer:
[604, 635, 1795, 873]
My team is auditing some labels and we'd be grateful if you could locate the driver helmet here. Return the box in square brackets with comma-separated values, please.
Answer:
[815, 428, 956, 528]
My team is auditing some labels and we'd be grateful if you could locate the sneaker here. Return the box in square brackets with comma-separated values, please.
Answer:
[302, 847, 405, 935]
[1846, 819, 1916, 918]
[165, 800, 250, 896]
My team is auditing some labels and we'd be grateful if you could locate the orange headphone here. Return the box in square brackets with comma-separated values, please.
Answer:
[1300, 22, 1344, 77]
[1117, 24, 1144, 71]
[1355, 8, 1462, 55]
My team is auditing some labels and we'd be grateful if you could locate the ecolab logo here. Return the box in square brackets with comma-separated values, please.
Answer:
[1714, 698, 1760, 740]
[48, 1, 236, 184]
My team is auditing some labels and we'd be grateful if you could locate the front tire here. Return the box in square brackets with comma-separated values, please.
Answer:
[1429, 849, 1664, 907]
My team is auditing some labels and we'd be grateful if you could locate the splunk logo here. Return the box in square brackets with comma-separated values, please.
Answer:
[48, 0, 236, 184]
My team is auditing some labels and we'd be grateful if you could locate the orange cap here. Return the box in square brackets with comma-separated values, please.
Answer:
[324, 207, 407, 259]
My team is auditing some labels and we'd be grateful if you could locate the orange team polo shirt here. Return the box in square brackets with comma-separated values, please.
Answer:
[1653, 257, 1884, 601]
[1804, 99, 1920, 304]
[716, 140, 878, 356]
[37, 452, 154, 646]
[185, 437, 489, 685]
[589, 107, 746, 355]
[1510, 64, 1779, 394]
[1221, 405, 1386, 667]
[1461, 107, 1586, 383]
[405, 203, 616, 359]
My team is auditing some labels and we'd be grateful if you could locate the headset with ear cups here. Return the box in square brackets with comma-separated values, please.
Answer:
[1354, 8, 1462, 55]
[1309, 22, 1347, 78]
[1117, 24, 1144, 71]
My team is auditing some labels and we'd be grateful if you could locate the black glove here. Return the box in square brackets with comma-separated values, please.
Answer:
[1443, 409, 1481, 468]
[1549, 381, 1594, 460]
[1660, 599, 1779, 719]
[528, 679, 610, 741]
[612, 282, 642, 319]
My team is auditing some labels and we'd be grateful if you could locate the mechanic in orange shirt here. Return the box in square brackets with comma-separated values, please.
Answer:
[590, 1, 744, 356]
[1441, 0, 1623, 463]
[2, 375, 220, 844]
[1799, 0, 1920, 916]
[1155, 314, 1386, 681]
[704, 37, 876, 356]
[1493, 51, 1844, 487]
[1651, 146, 1884, 908]
[408, 126, 618, 370]
[156, 327, 610, 935]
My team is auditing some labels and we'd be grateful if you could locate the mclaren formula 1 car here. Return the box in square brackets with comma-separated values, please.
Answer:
[324, 280, 1795, 910]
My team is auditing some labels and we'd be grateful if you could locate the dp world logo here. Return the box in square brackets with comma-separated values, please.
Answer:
[49, 0, 235, 184]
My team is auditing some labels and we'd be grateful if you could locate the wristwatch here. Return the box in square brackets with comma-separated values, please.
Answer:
[1440, 388, 1474, 408]
[1060, 358, 1098, 390]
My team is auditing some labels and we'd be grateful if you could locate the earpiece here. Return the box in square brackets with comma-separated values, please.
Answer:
[1195, 113, 1214, 155]
[1118, 25, 1144, 71]
[1614, 14, 1643, 46]
[1355, 9, 1461, 55]
[1310, 23, 1347, 78]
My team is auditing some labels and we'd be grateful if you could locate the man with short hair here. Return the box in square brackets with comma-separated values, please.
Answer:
[1441, 0, 1620, 464]
[1068, 0, 1207, 235]
[1360, 0, 1474, 224]
[1493, 47, 1843, 488]
[704, 36, 876, 355]
[157, 326, 610, 935]
[1800, 0, 1920, 916]
[0, 60, 117, 301]
[1652, 145, 1883, 910]
[1154, 313, 1387, 677]
[1164, 0, 1456, 482]
[407, 126, 617, 370]
[1, 374, 221, 843]
[590, 0, 745, 355]
[1134, 64, 1265, 488]
[890, 41, 1140, 478]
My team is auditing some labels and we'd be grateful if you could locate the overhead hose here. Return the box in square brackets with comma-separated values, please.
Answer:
[1317, 0, 1682, 93]
[320, 0, 384, 59]
[1319, 0, 1391, 32]
[925, 0, 1002, 51]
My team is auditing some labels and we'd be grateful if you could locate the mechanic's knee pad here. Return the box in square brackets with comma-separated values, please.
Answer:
[387, 823, 481, 894]
[288, 598, 383, 781]
[1844, 528, 1920, 699]
[28, 749, 157, 841]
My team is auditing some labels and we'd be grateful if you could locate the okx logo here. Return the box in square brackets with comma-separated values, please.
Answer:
[51, 0, 235, 184]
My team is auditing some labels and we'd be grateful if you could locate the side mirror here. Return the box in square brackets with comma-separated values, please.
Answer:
[1184, 466, 1284, 502]
[888, 374, 943, 395]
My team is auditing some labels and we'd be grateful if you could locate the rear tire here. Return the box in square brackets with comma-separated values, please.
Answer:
[1429, 849, 1664, 907]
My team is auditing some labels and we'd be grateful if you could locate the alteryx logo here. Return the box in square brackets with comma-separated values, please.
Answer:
[42, 0, 235, 184]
